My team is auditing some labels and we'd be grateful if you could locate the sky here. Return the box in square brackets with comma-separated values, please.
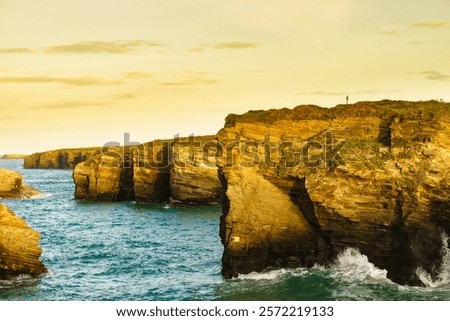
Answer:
[1, 0, 450, 154]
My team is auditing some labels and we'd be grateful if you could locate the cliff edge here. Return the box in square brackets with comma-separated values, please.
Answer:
[24, 148, 101, 169]
[218, 100, 450, 285]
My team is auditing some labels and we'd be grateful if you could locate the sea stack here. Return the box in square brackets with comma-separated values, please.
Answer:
[0, 168, 42, 199]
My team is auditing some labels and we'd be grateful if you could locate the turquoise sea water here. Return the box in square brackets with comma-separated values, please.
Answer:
[1, 159, 450, 301]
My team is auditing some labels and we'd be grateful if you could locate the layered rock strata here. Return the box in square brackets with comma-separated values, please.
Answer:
[73, 137, 221, 205]
[0, 204, 47, 277]
[24, 148, 101, 169]
[0, 169, 42, 199]
[0, 154, 26, 160]
[218, 100, 450, 285]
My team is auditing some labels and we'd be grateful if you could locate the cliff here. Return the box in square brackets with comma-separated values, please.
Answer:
[0, 204, 47, 277]
[73, 148, 134, 202]
[73, 136, 221, 205]
[24, 147, 102, 169]
[0, 154, 26, 160]
[218, 100, 450, 285]
[0, 169, 42, 199]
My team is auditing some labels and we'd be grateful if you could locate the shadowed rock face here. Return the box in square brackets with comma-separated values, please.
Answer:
[218, 100, 450, 285]
[0, 169, 42, 199]
[24, 148, 101, 169]
[0, 204, 47, 277]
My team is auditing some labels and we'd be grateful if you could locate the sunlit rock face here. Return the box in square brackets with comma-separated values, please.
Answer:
[0, 168, 42, 199]
[218, 100, 450, 285]
[0, 204, 47, 277]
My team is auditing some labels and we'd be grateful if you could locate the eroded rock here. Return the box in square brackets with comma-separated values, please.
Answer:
[0, 204, 47, 277]
[24, 148, 102, 169]
[218, 100, 450, 285]
[0, 169, 42, 199]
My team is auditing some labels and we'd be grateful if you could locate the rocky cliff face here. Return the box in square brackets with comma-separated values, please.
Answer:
[24, 148, 101, 169]
[0, 154, 26, 160]
[73, 137, 221, 205]
[0, 204, 47, 277]
[218, 100, 450, 285]
[73, 150, 134, 202]
[0, 169, 42, 199]
[170, 136, 221, 205]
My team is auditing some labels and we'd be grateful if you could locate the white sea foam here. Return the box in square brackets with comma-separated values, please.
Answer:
[331, 248, 390, 282]
[30, 192, 53, 199]
[238, 268, 307, 281]
[416, 232, 450, 288]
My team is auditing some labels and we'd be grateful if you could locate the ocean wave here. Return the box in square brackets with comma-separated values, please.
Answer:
[329, 248, 391, 283]
[416, 232, 450, 288]
[30, 193, 53, 200]
[0, 274, 38, 290]
[238, 268, 307, 281]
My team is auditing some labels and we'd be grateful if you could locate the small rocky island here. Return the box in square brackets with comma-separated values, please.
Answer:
[0, 204, 47, 277]
[23, 100, 450, 285]
[0, 168, 42, 199]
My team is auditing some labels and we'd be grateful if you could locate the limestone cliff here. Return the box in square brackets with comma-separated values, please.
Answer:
[72, 149, 134, 202]
[24, 148, 101, 169]
[170, 135, 221, 205]
[73, 137, 221, 205]
[0, 169, 42, 199]
[0, 154, 26, 160]
[218, 100, 450, 285]
[0, 204, 47, 276]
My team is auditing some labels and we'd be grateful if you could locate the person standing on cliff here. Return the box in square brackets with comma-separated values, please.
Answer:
[346, 95, 349, 104]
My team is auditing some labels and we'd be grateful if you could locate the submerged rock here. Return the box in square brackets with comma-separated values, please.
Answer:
[218, 100, 450, 285]
[0, 168, 42, 199]
[0, 204, 47, 277]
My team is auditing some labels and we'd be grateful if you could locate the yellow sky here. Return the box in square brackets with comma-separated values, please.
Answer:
[1, 0, 450, 154]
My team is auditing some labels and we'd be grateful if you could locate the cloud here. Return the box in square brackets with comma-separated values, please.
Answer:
[187, 42, 261, 53]
[408, 40, 424, 45]
[38, 92, 136, 110]
[0, 76, 121, 86]
[188, 45, 208, 53]
[37, 101, 107, 110]
[44, 40, 163, 54]
[298, 90, 347, 96]
[0, 48, 33, 54]
[421, 71, 450, 81]
[112, 92, 136, 100]
[377, 29, 398, 36]
[124, 71, 154, 79]
[411, 20, 450, 29]
[160, 78, 218, 86]
[214, 42, 261, 50]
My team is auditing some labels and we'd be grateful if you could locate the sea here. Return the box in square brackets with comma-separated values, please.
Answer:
[1, 159, 450, 301]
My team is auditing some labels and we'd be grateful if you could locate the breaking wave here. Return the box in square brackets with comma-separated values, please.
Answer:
[416, 233, 450, 288]
[330, 248, 391, 283]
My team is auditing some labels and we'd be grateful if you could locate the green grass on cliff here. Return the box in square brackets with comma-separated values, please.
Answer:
[224, 100, 450, 126]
